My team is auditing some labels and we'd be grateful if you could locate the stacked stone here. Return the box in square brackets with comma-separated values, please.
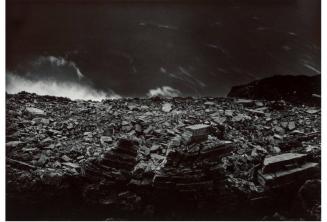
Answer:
[83, 137, 138, 184]
[185, 124, 210, 142]
[257, 153, 319, 189]
[152, 126, 237, 215]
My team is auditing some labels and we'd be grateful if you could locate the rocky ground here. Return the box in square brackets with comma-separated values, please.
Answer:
[6, 91, 321, 220]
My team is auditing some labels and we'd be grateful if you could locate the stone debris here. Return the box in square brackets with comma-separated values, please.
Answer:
[25, 107, 46, 116]
[6, 92, 321, 220]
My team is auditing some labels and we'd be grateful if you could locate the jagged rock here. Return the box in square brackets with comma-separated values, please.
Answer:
[228, 75, 321, 105]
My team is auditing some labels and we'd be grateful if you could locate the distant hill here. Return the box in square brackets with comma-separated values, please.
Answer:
[228, 75, 321, 106]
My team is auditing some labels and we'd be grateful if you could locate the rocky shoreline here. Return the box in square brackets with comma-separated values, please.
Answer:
[6, 92, 321, 220]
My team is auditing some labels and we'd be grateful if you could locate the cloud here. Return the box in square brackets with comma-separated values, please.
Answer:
[6, 73, 120, 101]
[35, 56, 84, 79]
[147, 86, 181, 97]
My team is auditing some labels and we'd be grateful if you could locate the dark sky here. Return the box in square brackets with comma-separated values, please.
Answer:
[6, 0, 321, 97]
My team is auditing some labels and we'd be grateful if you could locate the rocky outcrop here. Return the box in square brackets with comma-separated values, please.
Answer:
[228, 75, 321, 105]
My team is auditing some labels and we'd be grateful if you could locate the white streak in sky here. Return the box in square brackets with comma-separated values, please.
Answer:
[160, 67, 167, 73]
[36, 56, 85, 79]
[178, 66, 192, 77]
[304, 64, 321, 74]
[138, 21, 179, 31]
[288, 32, 297, 36]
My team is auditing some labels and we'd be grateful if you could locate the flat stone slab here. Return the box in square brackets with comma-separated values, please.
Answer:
[262, 153, 307, 173]
[235, 99, 253, 104]
[185, 124, 210, 136]
[258, 162, 319, 188]
[62, 162, 80, 169]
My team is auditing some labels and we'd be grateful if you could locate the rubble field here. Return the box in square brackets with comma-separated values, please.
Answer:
[6, 92, 321, 220]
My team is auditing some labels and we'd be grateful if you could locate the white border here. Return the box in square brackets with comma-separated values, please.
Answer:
[321, 0, 325, 220]
[1, 1, 324, 222]
[1, 0, 6, 221]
